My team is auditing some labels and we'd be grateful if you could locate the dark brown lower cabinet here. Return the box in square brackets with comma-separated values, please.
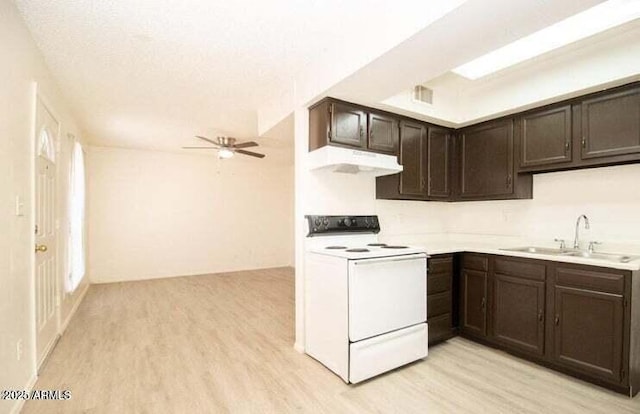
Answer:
[459, 254, 489, 338]
[427, 254, 455, 345]
[455, 254, 639, 396]
[493, 273, 545, 356]
[552, 266, 625, 385]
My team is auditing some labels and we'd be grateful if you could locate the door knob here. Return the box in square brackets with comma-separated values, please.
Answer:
[35, 244, 48, 253]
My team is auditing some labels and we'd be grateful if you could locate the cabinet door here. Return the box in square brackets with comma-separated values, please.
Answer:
[427, 127, 451, 198]
[329, 102, 366, 148]
[461, 269, 487, 337]
[493, 274, 545, 356]
[368, 112, 399, 154]
[553, 285, 624, 383]
[519, 105, 572, 168]
[399, 121, 427, 196]
[581, 87, 640, 159]
[459, 120, 514, 198]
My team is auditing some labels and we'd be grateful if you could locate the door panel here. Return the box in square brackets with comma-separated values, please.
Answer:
[35, 97, 60, 367]
[581, 87, 640, 159]
[330, 102, 366, 148]
[348, 256, 427, 342]
[461, 269, 487, 337]
[368, 112, 398, 154]
[553, 285, 624, 383]
[399, 121, 426, 196]
[459, 120, 514, 198]
[493, 274, 545, 355]
[427, 127, 451, 198]
[519, 105, 572, 168]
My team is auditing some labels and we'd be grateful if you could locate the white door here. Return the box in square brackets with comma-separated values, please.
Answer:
[35, 98, 60, 367]
[348, 255, 427, 342]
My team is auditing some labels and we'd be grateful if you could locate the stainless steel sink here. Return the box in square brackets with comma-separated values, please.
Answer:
[501, 246, 568, 255]
[501, 246, 640, 264]
[558, 251, 640, 263]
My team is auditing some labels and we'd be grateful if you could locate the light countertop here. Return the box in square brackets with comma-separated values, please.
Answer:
[379, 234, 640, 271]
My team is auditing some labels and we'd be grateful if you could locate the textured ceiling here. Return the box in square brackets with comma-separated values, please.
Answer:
[15, 0, 465, 155]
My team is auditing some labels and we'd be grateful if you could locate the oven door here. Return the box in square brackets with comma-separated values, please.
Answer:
[348, 254, 427, 342]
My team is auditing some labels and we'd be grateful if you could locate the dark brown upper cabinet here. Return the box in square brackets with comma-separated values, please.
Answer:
[398, 121, 427, 197]
[368, 112, 399, 154]
[517, 104, 572, 171]
[308, 98, 399, 155]
[328, 101, 366, 148]
[580, 86, 640, 160]
[426, 127, 452, 199]
[458, 119, 532, 200]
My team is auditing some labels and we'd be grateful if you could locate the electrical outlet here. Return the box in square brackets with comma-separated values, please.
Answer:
[15, 195, 25, 216]
[16, 339, 23, 361]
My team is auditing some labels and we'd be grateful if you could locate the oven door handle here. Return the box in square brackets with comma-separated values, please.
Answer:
[352, 254, 427, 265]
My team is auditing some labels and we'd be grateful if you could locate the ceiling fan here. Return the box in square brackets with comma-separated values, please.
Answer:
[182, 135, 266, 159]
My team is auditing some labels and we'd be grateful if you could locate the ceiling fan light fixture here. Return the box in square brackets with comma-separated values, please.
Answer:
[218, 148, 234, 159]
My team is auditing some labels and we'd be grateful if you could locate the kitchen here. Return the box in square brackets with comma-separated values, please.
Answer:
[2, 0, 640, 413]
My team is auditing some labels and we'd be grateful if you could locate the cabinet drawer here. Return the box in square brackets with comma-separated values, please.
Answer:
[428, 291, 452, 318]
[495, 257, 546, 281]
[428, 313, 452, 343]
[555, 266, 625, 295]
[429, 255, 453, 274]
[428, 273, 451, 295]
[463, 254, 488, 272]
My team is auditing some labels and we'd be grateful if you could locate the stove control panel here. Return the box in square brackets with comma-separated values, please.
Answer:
[306, 215, 380, 236]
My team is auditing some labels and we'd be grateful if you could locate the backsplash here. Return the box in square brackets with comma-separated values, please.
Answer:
[377, 163, 640, 250]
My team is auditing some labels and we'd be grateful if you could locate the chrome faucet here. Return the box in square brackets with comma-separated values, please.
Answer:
[573, 214, 590, 249]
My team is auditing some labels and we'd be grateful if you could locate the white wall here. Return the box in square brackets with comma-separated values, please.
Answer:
[0, 2, 89, 413]
[376, 163, 640, 251]
[447, 164, 640, 248]
[87, 146, 294, 283]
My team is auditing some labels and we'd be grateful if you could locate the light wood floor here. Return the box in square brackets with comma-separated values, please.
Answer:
[24, 267, 640, 413]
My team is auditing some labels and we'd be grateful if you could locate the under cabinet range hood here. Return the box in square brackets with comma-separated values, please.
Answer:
[307, 146, 403, 176]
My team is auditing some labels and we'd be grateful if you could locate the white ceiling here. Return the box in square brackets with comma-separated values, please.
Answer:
[15, 0, 466, 155]
[17, 0, 636, 157]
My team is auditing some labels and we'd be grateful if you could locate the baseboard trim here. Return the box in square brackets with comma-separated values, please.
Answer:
[91, 265, 295, 284]
[10, 374, 37, 414]
[60, 282, 90, 334]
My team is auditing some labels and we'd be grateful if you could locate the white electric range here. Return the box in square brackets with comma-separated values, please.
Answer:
[304, 215, 428, 384]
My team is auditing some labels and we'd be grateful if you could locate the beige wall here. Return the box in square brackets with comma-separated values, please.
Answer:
[87, 146, 294, 283]
[0, 2, 89, 413]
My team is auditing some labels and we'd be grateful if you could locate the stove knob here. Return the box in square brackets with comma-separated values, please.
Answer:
[323, 218, 329, 226]
[315, 218, 321, 226]
[343, 218, 352, 227]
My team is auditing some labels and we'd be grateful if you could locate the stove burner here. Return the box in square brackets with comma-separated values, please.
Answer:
[346, 248, 370, 253]
[326, 246, 347, 250]
[367, 243, 388, 247]
[382, 245, 409, 249]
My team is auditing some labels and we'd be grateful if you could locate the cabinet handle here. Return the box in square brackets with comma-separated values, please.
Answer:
[538, 311, 543, 322]
[565, 142, 570, 152]
[554, 315, 560, 326]
[481, 297, 486, 312]
[581, 137, 587, 148]
[421, 177, 426, 190]
[506, 174, 512, 187]
[360, 126, 364, 138]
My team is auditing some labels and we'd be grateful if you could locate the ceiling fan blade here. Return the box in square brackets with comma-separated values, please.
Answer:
[182, 146, 218, 149]
[236, 149, 266, 158]
[195, 135, 221, 146]
[233, 141, 259, 149]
